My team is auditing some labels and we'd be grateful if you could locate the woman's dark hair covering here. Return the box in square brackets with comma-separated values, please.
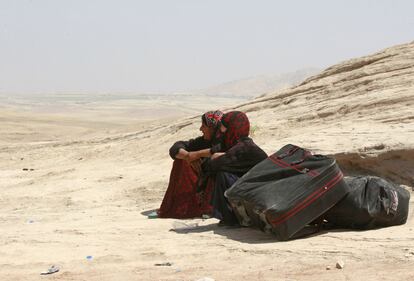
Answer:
[202, 110, 224, 128]
[221, 111, 250, 149]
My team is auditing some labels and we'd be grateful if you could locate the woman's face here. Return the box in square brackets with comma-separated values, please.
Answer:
[200, 122, 214, 140]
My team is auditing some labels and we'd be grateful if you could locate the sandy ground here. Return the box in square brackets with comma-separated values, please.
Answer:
[0, 100, 413, 281]
[1, 43, 414, 281]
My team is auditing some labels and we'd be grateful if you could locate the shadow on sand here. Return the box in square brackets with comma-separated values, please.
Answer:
[141, 209, 358, 243]
[169, 219, 344, 244]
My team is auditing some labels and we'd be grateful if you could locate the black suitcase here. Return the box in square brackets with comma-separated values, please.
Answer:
[225, 144, 351, 240]
[324, 176, 410, 229]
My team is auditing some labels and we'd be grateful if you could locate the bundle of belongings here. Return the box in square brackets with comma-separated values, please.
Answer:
[225, 144, 410, 241]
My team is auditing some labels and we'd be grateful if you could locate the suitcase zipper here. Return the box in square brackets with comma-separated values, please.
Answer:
[269, 154, 319, 177]
[269, 170, 344, 226]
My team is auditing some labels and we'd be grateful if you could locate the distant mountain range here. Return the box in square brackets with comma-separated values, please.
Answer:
[194, 68, 320, 99]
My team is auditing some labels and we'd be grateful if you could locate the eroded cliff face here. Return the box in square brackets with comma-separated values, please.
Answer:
[226, 42, 414, 185]
[242, 42, 414, 119]
[151, 42, 414, 185]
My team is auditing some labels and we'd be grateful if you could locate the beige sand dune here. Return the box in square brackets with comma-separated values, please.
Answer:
[1, 42, 414, 280]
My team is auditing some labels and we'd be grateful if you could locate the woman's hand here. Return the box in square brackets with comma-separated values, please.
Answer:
[211, 152, 225, 160]
[176, 148, 212, 162]
[177, 149, 199, 162]
[186, 151, 200, 162]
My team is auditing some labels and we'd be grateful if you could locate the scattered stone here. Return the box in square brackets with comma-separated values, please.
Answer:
[30, 168, 34, 171]
[22, 168, 28, 171]
[78, 158, 83, 160]
[326, 266, 331, 270]
[171, 221, 198, 231]
[40, 265, 60, 275]
[336, 261, 345, 269]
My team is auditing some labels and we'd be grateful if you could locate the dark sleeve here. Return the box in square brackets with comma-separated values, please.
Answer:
[210, 143, 223, 154]
[204, 147, 239, 174]
[203, 139, 267, 176]
[169, 136, 211, 159]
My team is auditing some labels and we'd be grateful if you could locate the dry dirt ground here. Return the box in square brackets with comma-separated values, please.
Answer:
[0, 103, 413, 281]
[1, 42, 414, 281]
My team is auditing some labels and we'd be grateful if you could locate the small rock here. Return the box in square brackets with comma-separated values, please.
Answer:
[336, 261, 345, 269]
[22, 168, 28, 171]
[40, 265, 60, 275]
[326, 266, 331, 270]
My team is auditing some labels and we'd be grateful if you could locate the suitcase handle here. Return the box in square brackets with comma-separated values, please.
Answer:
[290, 159, 305, 165]
[276, 146, 300, 159]
[289, 150, 313, 166]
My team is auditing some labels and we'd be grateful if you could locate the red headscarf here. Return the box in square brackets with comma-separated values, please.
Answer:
[202, 110, 223, 128]
[221, 111, 250, 149]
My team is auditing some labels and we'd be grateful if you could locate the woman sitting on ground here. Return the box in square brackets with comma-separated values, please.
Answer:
[201, 111, 268, 226]
[157, 110, 224, 219]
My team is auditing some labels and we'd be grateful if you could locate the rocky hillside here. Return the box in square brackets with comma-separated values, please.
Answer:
[151, 41, 414, 186]
[233, 41, 414, 185]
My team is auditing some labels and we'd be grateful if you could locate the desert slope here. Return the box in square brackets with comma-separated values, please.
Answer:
[235, 41, 414, 186]
[0, 42, 413, 280]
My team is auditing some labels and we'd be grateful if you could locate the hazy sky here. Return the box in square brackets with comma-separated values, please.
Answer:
[1, 0, 413, 94]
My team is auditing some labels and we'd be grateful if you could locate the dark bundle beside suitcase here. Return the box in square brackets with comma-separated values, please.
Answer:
[324, 176, 410, 229]
[225, 144, 351, 241]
